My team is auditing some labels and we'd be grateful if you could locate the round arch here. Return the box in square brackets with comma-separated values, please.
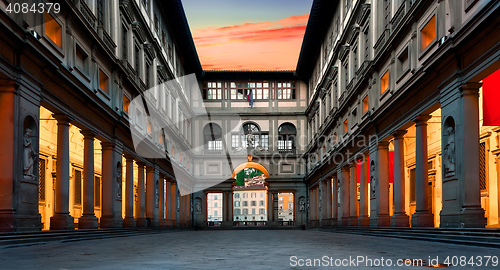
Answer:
[231, 161, 270, 179]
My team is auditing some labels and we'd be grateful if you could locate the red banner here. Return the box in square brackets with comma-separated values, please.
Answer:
[483, 68, 500, 126]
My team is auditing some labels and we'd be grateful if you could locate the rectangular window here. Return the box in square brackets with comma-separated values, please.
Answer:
[44, 12, 62, 48]
[214, 202, 217, 207]
[94, 176, 101, 207]
[259, 200, 264, 206]
[123, 95, 130, 113]
[145, 62, 150, 88]
[243, 201, 248, 207]
[74, 169, 82, 205]
[231, 134, 239, 149]
[259, 209, 265, 215]
[251, 201, 256, 206]
[362, 96, 369, 114]
[479, 142, 486, 192]
[214, 210, 218, 216]
[147, 119, 152, 134]
[252, 209, 255, 215]
[99, 69, 109, 94]
[122, 25, 127, 60]
[410, 168, 416, 203]
[277, 81, 296, 99]
[97, 0, 104, 26]
[421, 15, 436, 52]
[135, 46, 140, 73]
[203, 81, 222, 100]
[343, 119, 349, 133]
[38, 158, 46, 201]
[75, 46, 88, 75]
[261, 134, 269, 150]
[380, 70, 389, 94]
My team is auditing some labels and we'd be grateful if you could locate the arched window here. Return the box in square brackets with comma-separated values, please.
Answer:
[203, 123, 222, 150]
[278, 123, 296, 151]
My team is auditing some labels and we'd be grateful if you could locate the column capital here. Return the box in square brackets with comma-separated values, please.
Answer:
[392, 130, 407, 139]
[341, 166, 350, 172]
[101, 141, 116, 150]
[80, 129, 97, 139]
[414, 115, 432, 126]
[52, 114, 73, 124]
[136, 161, 146, 167]
[378, 141, 390, 150]
[123, 153, 135, 161]
[460, 82, 482, 96]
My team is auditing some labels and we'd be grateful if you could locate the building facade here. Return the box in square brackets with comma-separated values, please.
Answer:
[1, 0, 500, 232]
[298, 0, 500, 228]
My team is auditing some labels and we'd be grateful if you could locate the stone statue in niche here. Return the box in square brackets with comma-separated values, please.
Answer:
[23, 128, 38, 178]
[246, 133, 254, 147]
[337, 178, 341, 206]
[370, 161, 377, 198]
[444, 126, 456, 175]
[116, 164, 122, 199]
[299, 197, 305, 212]
[194, 197, 202, 213]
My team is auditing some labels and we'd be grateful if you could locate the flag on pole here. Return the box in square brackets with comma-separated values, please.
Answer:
[483, 68, 500, 126]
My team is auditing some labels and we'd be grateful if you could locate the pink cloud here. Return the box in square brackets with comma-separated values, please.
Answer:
[192, 14, 309, 70]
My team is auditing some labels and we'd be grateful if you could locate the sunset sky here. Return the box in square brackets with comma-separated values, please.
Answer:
[182, 0, 313, 71]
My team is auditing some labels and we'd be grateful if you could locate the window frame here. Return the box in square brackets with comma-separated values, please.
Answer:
[418, 12, 437, 59]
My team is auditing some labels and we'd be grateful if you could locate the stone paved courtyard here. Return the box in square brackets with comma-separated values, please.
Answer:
[0, 230, 499, 269]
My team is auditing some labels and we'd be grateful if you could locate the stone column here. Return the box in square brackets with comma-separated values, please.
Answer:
[145, 165, 158, 227]
[331, 174, 338, 226]
[411, 116, 434, 227]
[50, 114, 74, 230]
[459, 84, 485, 227]
[349, 162, 358, 226]
[135, 162, 146, 227]
[341, 166, 350, 226]
[173, 182, 178, 227]
[392, 130, 409, 227]
[268, 190, 273, 224]
[187, 193, 191, 227]
[326, 178, 332, 223]
[165, 181, 171, 226]
[494, 150, 500, 224]
[376, 142, 391, 227]
[100, 142, 123, 228]
[123, 154, 135, 228]
[79, 130, 98, 229]
[228, 190, 233, 226]
[158, 176, 166, 228]
[358, 157, 370, 226]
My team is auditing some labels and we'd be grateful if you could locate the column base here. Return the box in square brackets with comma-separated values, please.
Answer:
[341, 217, 349, 226]
[330, 219, 338, 227]
[100, 215, 123, 228]
[348, 216, 359, 227]
[149, 219, 159, 228]
[391, 213, 410, 227]
[460, 206, 485, 228]
[358, 216, 370, 227]
[50, 214, 74, 230]
[165, 219, 172, 227]
[159, 219, 166, 228]
[376, 214, 391, 227]
[411, 211, 434, 227]
[171, 220, 178, 227]
[78, 215, 98, 229]
[123, 217, 136, 228]
[0, 213, 42, 232]
[136, 218, 147, 227]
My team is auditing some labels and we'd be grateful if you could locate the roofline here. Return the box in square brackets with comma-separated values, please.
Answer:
[295, 0, 338, 81]
[159, 0, 203, 76]
[201, 70, 299, 80]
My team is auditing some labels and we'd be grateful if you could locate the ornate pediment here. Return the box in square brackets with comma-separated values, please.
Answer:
[132, 22, 146, 43]
[119, 0, 134, 24]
